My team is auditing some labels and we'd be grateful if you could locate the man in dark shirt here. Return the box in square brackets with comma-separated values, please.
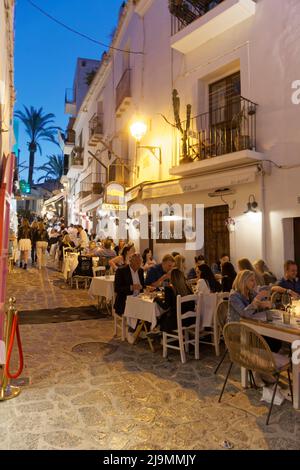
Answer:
[145, 254, 175, 288]
[272, 260, 300, 298]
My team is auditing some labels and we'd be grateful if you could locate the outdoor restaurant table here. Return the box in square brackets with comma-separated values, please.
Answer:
[88, 275, 115, 312]
[124, 294, 164, 351]
[241, 310, 300, 410]
[62, 252, 79, 280]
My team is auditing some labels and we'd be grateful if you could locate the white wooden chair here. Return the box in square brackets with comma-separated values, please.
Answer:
[92, 266, 106, 277]
[162, 294, 199, 364]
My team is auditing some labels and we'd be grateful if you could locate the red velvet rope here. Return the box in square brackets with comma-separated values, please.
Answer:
[4, 315, 24, 379]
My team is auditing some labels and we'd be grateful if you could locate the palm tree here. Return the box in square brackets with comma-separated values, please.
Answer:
[15, 106, 61, 186]
[37, 154, 64, 182]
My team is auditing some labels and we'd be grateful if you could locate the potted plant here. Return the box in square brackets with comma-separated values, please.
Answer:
[231, 107, 250, 152]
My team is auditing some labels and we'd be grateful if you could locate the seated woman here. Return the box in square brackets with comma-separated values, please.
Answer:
[157, 268, 196, 333]
[195, 264, 222, 294]
[237, 257, 264, 286]
[228, 269, 281, 367]
[142, 248, 156, 272]
[253, 259, 277, 285]
[221, 261, 237, 292]
[109, 243, 135, 271]
[83, 241, 101, 257]
[174, 254, 186, 274]
[187, 255, 205, 280]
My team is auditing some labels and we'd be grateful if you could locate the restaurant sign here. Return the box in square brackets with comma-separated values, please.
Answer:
[102, 182, 126, 211]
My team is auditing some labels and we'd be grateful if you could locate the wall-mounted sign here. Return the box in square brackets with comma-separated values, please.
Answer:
[103, 182, 126, 211]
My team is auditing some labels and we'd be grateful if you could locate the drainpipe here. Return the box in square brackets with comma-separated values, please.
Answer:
[258, 164, 267, 261]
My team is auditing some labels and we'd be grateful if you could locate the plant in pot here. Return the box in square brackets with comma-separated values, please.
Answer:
[231, 106, 251, 152]
[172, 89, 193, 164]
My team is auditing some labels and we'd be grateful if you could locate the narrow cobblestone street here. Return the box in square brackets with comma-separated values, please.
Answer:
[1, 263, 300, 450]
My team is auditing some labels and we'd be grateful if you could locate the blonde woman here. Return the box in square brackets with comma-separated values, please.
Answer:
[18, 218, 32, 270]
[237, 257, 264, 286]
[36, 222, 49, 269]
[174, 255, 186, 274]
[228, 270, 271, 322]
[228, 269, 281, 385]
[253, 259, 277, 285]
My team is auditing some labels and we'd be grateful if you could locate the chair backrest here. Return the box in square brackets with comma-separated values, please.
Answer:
[176, 294, 198, 326]
[215, 299, 229, 333]
[92, 266, 106, 277]
[223, 322, 277, 373]
[63, 247, 75, 259]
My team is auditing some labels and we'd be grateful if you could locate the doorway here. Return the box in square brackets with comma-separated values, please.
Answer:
[293, 217, 300, 270]
[204, 205, 230, 267]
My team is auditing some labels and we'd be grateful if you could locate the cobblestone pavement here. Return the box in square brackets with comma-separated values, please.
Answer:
[2, 263, 300, 450]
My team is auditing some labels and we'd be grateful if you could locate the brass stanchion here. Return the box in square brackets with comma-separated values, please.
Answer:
[0, 297, 21, 401]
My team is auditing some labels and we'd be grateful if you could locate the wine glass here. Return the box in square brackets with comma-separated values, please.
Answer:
[282, 292, 291, 312]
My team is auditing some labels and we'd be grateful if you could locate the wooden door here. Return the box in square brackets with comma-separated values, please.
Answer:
[204, 205, 230, 267]
[293, 218, 300, 271]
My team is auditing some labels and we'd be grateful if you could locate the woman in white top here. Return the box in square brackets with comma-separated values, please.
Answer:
[195, 264, 222, 294]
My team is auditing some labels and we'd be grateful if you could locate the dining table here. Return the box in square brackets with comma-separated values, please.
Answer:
[88, 275, 115, 314]
[123, 294, 165, 351]
[241, 310, 300, 410]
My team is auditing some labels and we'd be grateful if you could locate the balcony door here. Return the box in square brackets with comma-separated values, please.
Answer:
[208, 71, 240, 155]
[294, 218, 300, 272]
[204, 205, 230, 268]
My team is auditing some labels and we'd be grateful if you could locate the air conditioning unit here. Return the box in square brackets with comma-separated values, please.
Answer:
[208, 188, 236, 198]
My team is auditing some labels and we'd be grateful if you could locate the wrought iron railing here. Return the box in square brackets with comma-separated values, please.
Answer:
[169, 0, 225, 35]
[174, 96, 257, 164]
[89, 113, 104, 139]
[65, 117, 76, 145]
[80, 173, 106, 199]
[115, 68, 131, 111]
[70, 147, 84, 167]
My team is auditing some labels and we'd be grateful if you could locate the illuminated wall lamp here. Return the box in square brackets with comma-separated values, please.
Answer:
[244, 194, 258, 214]
[130, 121, 161, 164]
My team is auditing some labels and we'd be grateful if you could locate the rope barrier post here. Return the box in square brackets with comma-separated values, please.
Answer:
[0, 297, 22, 401]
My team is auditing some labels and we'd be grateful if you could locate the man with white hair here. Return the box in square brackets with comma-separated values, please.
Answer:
[114, 253, 145, 316]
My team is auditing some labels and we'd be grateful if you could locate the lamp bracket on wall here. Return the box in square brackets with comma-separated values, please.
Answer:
[137, 145, 161, 164]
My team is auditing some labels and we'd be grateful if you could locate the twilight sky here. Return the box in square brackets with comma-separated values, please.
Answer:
[15, 0, 123, 183]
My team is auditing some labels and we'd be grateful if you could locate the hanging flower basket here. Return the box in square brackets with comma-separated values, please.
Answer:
[225, 217, 236, 232]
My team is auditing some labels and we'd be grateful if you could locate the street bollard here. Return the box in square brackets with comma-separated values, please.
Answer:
[0, 297, 23, 401]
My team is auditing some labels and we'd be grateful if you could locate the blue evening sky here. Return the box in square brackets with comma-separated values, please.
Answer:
[15, 0, 123, 183]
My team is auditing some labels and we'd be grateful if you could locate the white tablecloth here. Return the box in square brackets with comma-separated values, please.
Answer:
[124, 295, 162, 330]
[62, 253, 79, 280]
[88, 275, 115, 302]
[197, 293, 219, 328]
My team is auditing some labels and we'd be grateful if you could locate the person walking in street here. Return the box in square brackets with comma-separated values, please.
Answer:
[30, 220, 38, 266]
[36, 221, 49, 270]
[18, 218, 32, 270]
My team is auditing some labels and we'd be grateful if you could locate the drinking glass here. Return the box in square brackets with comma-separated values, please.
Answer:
[282, 292, 291, 312]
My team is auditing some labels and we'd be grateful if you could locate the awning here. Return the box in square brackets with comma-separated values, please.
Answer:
[43, 193, 65, 206]
[81, 197, 102, 212]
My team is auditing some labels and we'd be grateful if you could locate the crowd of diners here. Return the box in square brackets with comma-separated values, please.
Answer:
[113, 251, 300, 386]
[11, 217, 300, 384]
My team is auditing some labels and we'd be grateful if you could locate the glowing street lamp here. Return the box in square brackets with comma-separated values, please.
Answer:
[129, 120, 161, 164]
[130, 121, 147, 143]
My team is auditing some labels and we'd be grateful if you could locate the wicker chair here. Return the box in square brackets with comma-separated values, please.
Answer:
[218, 322, 293, 425]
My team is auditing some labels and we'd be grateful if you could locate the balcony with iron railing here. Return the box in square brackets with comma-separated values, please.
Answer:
[88, 113, 104, 146]
[79, 173, 106, 201]
[115, 68, 131, 116]
[170, 96, 264, 177]
[169, 0, 257, 53]
[66, 147, 84, 179]
[65, 88, 76, 115]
